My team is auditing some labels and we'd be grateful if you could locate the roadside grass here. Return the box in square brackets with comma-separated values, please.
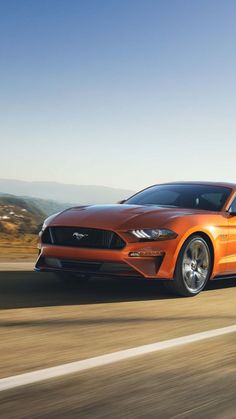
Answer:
[0, 234, 38, 261]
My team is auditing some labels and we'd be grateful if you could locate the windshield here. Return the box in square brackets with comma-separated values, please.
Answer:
[126, 184, 232, 212]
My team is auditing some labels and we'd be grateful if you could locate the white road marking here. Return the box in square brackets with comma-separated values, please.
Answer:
[0, 324, 235, 392]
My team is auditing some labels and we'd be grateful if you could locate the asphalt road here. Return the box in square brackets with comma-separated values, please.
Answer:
[0, 266, 235, 418]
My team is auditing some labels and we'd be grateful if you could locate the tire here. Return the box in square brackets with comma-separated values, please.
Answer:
[164, 235, 212, 297]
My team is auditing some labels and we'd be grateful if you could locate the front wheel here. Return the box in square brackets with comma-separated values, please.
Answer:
[164, 235, 212, 297]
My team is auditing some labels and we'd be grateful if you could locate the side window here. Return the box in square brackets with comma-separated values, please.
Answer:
[230, 197, 236, 213]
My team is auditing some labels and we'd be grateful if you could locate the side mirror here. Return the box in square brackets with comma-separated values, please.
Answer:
[117, 199, 126, 204]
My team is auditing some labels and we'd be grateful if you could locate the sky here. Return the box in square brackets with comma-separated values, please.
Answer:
[0, 0, 236, 191]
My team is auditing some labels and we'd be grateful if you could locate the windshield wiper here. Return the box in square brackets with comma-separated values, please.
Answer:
[141, 204, 178, 208]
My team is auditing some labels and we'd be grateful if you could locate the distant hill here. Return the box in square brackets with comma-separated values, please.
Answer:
[0, 179, 135, 204]
[0, 194, 72, 235]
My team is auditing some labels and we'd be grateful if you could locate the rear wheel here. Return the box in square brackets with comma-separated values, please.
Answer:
[164, 235, 212, 297]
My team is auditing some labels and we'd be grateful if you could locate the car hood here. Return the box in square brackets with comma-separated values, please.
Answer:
[49, 204, 200, 230]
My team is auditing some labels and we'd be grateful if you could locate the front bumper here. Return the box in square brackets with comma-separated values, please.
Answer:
[35, 239, 179, 279]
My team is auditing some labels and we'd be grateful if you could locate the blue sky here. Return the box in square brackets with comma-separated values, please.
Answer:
[0, 0, 236, 190]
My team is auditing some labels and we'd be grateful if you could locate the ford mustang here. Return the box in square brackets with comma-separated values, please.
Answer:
[35, 182, 236, 296]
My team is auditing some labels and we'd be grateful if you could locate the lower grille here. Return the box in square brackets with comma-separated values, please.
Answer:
[58, 259, 140, 276]
[61, 260, 102, 271]
[42, 227, 125, 250]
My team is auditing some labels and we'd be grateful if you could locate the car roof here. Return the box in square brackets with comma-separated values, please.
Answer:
[157, 181, 236, 190]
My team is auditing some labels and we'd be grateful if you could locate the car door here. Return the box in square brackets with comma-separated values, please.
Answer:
[226, 195, 236, 274]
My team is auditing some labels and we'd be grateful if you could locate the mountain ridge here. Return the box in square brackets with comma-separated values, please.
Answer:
[0, 179, 135, 204]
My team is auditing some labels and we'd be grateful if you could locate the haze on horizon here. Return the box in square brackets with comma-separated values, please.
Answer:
[1, 0, 236, 191]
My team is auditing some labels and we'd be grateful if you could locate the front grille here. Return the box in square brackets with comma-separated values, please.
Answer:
[42, 227, 126, 250]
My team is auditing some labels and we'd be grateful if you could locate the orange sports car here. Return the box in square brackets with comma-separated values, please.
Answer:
[35, 182, 236, 296]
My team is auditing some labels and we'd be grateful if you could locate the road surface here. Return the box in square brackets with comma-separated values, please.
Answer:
[0, 265, 235, 418]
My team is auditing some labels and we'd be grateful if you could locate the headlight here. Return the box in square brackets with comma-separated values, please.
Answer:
[129, 228, 177, 241]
